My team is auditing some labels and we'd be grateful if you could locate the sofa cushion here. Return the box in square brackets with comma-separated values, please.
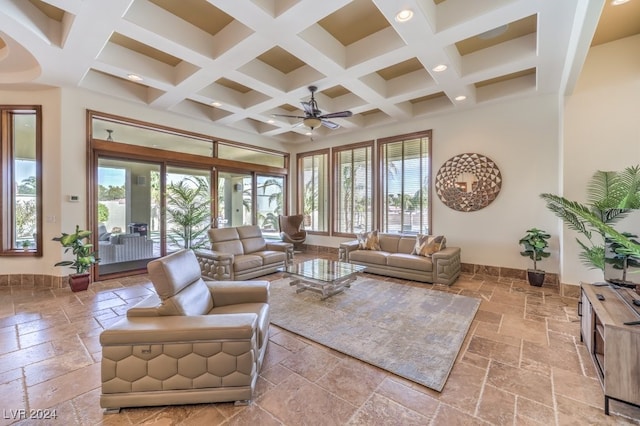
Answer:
[378, 233, 400, 253]
[413, 235, 447, 257]
[236, 225, 263, 239]
[233, 254, 263, 271]
[242, 237, 267, 254]
[349, 249, 389, 266]
[98, 224, 111, 241]
[397, 236, 416, 254]
[209, 228, 246, 256]
[163, 279, 214, 316]
[212, 240, 244, 255]
[387, 253, 433, 272]
[256, 250, 286, 265]
[357, 230, 381, 250]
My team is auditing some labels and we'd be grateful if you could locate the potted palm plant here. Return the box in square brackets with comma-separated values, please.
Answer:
[53, 225, 100, 292]
[519, 228, 551, 286]
[166, 177, 211, 249]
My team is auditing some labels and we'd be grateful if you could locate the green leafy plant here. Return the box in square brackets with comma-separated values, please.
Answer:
[53, 225, 99, 274]
[519, 228, 551, 271]
[541, 165, 640, 272]
[606, 232, 640, 283]
[21, 240, 31, 249]
[166, 176, 211, 249]
[541, 194, 640, 264]
[97, 203, 109, 223]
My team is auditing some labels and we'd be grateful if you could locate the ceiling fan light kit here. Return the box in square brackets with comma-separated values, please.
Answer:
[272, 85, 353, 135]
[303, 117, 322, 130]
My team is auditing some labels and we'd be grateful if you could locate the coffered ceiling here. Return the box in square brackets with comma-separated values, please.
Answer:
[0, 0, 638, 144]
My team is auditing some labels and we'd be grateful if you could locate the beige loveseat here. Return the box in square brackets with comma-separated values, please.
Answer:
[100, 249, 270, 412]
[340, 233, 461, 285]
[197, 225, 293, 281]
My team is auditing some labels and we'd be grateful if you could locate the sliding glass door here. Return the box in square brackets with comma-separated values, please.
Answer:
[165, 166, 212, 252]
[97, 158, 161, 276]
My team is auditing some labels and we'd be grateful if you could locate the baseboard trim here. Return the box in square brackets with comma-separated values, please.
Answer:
[0, 274, 67, 289]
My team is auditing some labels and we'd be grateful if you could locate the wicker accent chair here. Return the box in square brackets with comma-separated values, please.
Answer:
[278, 214, 307, 250]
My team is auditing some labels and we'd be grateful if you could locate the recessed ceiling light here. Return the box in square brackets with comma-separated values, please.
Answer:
[432, 64, 448, 72]
[455, 95, 467, 101]
[305, 132, 312, 136]
[211, 102, 222, 107]
[127, 74, 143, 81]
[395, 9, 414, 22]
[611, 0, 630, 5]
[267, 119, 275, 124]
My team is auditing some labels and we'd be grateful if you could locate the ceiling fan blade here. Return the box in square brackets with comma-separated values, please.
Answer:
[272, 113, 306, 119]
[301, 101, 315, 115]
[321, 119, 340, 130]
[319, 110, 353, 119]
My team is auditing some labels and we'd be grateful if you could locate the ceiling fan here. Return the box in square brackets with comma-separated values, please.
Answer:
[272, 85, 352, 131]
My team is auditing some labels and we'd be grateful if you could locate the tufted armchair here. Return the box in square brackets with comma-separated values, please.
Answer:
[99, 249, 270, 412]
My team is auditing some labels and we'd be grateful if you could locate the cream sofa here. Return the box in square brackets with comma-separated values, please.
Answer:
[198, 225, 293, 281]
[100, 249, 270, 412]
[340, 233, 461, 285]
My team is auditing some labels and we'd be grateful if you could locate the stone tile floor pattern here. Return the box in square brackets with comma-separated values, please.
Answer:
[1, 252, 639, 425]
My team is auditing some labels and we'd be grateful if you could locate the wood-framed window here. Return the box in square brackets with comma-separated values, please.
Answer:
[0, 106, 42, 256]
[333, 141, 374, 236]
[297, 149, 330, 234]
[379, 130, 432, 235]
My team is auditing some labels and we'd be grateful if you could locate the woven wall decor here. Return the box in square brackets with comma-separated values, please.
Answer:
[435, 153, 502, 212]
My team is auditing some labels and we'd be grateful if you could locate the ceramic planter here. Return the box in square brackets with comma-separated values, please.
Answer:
[527, 269, 545, 287]
[68, 273, 91, 292]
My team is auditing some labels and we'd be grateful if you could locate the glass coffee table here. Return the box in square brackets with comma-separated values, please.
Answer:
[282, 259, 366, 299]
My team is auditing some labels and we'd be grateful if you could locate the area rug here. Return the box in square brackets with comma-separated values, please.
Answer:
[269, 276, 480, 392]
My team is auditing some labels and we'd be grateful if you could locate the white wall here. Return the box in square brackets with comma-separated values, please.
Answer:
[563, 34, 640, 285]
[301, 95, 562, 274]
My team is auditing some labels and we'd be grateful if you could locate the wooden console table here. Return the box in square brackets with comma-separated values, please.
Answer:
[579, 283, 640, 414]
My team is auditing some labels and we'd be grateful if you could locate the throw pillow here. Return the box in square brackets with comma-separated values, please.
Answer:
[413, 234, 447, 257]
[358, 230, 381, 251]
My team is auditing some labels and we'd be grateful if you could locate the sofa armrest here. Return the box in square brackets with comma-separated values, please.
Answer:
[431, 247, 461, 286]
[266, 241, 294, 264]
[100, 313, 258, 346]
[431, 246, 460, 260]
[195, 249, 234, 280]
[126, 294, 162, 317]
[266, 241, 291, 252]
[339, 240, 360, 261]
[206, 280, 270, 306]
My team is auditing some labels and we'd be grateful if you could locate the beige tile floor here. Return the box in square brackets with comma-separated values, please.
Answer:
[1, 252, 639, 425]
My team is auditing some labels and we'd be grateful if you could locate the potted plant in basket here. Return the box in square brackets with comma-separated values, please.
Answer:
[519, 228, 551, 287]
[53, 225, 100, 292]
